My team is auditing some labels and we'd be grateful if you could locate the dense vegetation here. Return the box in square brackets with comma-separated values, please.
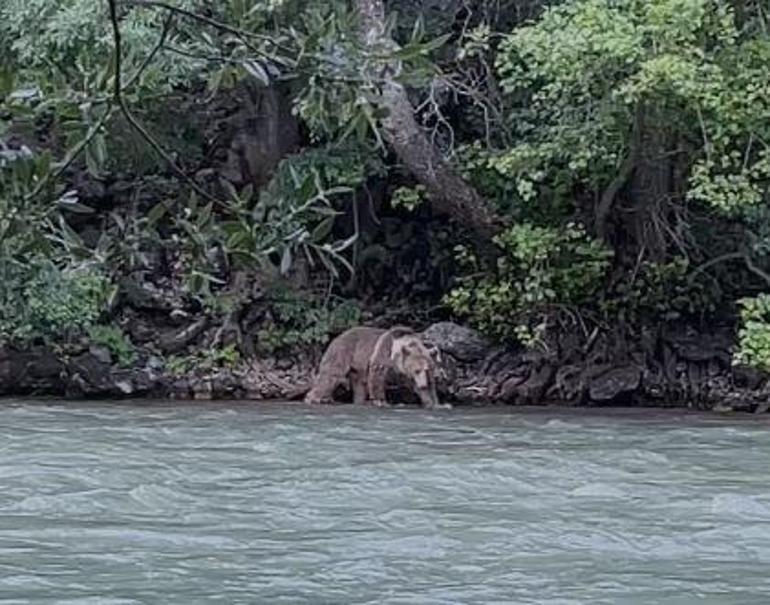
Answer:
[1, 0, 769, 382]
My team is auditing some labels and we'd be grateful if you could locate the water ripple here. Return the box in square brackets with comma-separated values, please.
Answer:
[1, 401, 770, 602]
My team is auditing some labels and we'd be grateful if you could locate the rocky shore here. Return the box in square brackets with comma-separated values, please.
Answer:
[3, 322, 768, 413]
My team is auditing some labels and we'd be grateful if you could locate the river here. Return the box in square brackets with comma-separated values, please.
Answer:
[1, 401, 769, 603]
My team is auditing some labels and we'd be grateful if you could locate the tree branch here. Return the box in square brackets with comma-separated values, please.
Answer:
[688, 250, 770, 289]
[742, 253, 770, 288]
[355, 0, 504, 243]
[122, 0, 289, 60]
[25, 8, 173, 202]
[107, 0, 217, 204]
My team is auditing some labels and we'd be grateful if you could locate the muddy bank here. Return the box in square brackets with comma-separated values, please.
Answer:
[2, 322, 768, 413]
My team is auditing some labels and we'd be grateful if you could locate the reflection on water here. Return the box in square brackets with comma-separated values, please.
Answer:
[1, 401, 770, 603]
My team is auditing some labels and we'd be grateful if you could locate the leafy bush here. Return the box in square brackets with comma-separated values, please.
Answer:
[87, 324, 137, 367]
[0, 259, 107, 345]
[603, 258, 718, 324]
[735, 295, 770, 372]
[445, 222, 612, 341]
[0, 0, 201, 89]
[166, 344, 241, 376]
[177, 144, 383, 298]
[257, 288, 361, 354]
[0, 152, 108, 346]
[390, 185, 427, 211]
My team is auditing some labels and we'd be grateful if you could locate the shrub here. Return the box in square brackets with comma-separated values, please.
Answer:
[166, 344, 241, 376]
[0, 259, 108, 345]
[444, 222, 612, 342]
[87, 324, 137, 367]
[603, 258, 718, 324]
[735, 295, 770, 371]
[257, 287, 361, 354]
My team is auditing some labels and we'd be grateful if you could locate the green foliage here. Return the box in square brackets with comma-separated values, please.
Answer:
[735, 295, 770, 372]
[0, 0, 201, 90]
[390, 185, 427, 211]
[495, 0, 770, 218]
[445, 223, 612, 341]
[257, 287, 361, 354]
[603, 258, 718, 324]
[2, 0, 768, 376]
[87, 324, 137, 367]
[0, 258, 107, 345]
[166, 344, 241, 376]
[289, 1, 451, 143]
[177, 145, 381, 298]
[0, 152, 109, 345]
[269, 142, 385, 196]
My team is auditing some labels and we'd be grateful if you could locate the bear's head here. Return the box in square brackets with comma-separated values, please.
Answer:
[391, 335, 441, 409]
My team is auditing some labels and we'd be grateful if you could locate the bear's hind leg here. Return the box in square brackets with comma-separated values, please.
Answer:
[305, 372, 345, 404]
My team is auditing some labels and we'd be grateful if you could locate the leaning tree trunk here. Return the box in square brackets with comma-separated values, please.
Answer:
[355, 0, 504, 242]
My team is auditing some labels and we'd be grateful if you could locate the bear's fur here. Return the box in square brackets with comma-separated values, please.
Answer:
[304, 326, 446, 408]
[368, 329, 445, 409]
[304, 327, 384, 405]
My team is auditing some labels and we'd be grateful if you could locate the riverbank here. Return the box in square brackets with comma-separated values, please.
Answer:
[3, 321, 768, 413]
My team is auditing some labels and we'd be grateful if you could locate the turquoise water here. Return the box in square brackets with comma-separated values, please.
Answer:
[1, 401, 769, 603]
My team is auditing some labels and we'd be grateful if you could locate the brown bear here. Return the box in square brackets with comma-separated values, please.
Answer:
[304, 326, 447, 409]
[367, 329, 447, 409]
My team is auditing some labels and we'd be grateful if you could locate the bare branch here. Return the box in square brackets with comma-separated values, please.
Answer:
[107, 0, 218, 204]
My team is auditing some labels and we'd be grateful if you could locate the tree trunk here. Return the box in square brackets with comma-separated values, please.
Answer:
[600, 105, 674, 264]
[355, 0, 504, 242]
[622, 109, 673, 263]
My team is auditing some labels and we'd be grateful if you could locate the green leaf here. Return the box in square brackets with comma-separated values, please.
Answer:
[243, 59, 270, 86]
[280, 246, 292, 274]
[146, 202, 168, 226]
[311, 217, 335, 243]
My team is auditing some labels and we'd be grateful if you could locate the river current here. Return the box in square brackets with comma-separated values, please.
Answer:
[1, 401, 769, 603]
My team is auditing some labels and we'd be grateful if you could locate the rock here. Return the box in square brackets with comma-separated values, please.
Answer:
[115, 380, 134, 395]
[88, 344, 113, 365]
[192, 379, 214, 400]
[497, 374, 527, 402]
[421, 322, 490, 362]
[170, 378, 192, 399]
[119, 276, 172, 311]
[734, 364, 765, 390]
[65, 353, 115, 397]
[158, 318, 208, 353]
[216, 83, 299, 188]
[553, 363, 586, 402]
[124, 314, 159, 344]
[147, 356, 165, 371]
[516, 365, 555, 404]
[0, 347, 65, 394]
[664, 328, 732, 364]
[713, 401, 735, 413]
[243, 357, 313, 400]
[589, 365, 642, 403]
